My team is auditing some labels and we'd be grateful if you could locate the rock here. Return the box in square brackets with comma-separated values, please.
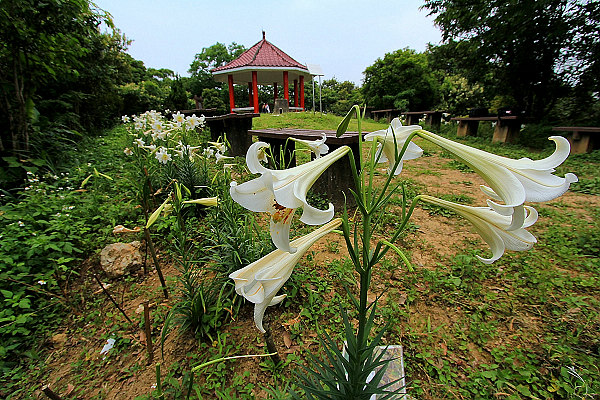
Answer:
[100, 241, 143, 278]
[51, 333, 68, 347]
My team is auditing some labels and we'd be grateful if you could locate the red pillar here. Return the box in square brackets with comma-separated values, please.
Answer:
[300, 76, 305, 109]
[252, 71, 259, 113]
[283, 71, 289, 101]
[294, 79, 298, 107]
[273, 82, 278, 100]
[228, 74, 235, 113]
[248, 82, 253, 106]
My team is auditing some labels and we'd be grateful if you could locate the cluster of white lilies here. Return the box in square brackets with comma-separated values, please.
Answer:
[228, 117, 577, 332]
[122, 110, 206, 164]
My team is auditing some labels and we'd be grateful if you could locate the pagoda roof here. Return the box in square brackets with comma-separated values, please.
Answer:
[212, 33, 312, 85]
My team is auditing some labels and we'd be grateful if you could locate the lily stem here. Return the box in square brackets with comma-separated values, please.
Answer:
[41, 385, 64, 400]
[263, 323, 282, 365]
[93, 273, 133, 324]
[144, 228, 169, 299]
[143, 301, 154, 364]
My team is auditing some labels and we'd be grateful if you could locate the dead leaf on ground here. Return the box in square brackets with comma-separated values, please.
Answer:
[283, 331, 292, 348]
[64, 384, 75, 396]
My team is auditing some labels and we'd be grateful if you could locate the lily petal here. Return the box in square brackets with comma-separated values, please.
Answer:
[270, 207, 297, 253]
[364, 118, 423, 175]
[420, 195, 538, 264]
[419, 132, 577, 227]
[291, 133, 330, 158]
[230, 173, 275, 213]
[231, 143, 349, 252]
[230, 218, 342, 332]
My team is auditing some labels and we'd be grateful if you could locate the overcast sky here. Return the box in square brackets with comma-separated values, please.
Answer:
[93, 0, 442, 86]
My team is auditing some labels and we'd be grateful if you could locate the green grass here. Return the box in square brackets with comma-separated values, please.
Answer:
[252, 112, 389, 133]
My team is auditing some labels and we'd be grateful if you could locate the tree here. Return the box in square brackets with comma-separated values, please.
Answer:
[362, 48, 439, 111]
[0, 0, 115, 157]
[319, 78, 363, 115]
[201, 88, 226, 114]
[165, 76, 190, 112]
[422, 0, 600, 120]
[426, 42, 490, 115]
[187, 42, 246, 99]
[188, 42, 245, 76]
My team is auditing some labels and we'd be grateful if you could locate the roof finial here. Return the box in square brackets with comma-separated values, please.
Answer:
[262, 30, 265, 40]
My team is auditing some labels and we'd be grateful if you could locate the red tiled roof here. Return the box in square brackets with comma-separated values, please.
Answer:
[212, 34, 308, 73]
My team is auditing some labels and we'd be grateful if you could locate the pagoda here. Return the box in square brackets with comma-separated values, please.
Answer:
[212, 32, 311, 113]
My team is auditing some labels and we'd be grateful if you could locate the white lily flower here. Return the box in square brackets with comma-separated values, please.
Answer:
[155, 130, 168, 141]
[134, 138, 145, 148]
[155, 147, 171, 164]
[172, 111, 185, 125]
[419, 131, 578, 228]
[230, 142, 349, 253]
[215, 152, 234, 163]
[364, 118, 423, 175]
[152, 120, 163, 132]
[124, 148, 133, 156]
[420, 195, 538, 264]
[290, 133, 329, 158]
[208, 141, 227, 153]
[230, 218, 342, 332]
[203, 147, 215, 159]
[121, 115, 130, 123]
[186, 114, 203, 129]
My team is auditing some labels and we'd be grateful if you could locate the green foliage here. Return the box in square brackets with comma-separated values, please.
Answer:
[202, 88, 227, 114]
[363, 48, 439, 111]
[0, 0, 172, 196]
[292, 306, 397, 399]
[318, 78, 363, 116]
[164, 76, 190, 112]
[571, 177, 600, 195]
[422, 0, 600, 121]
[4, 108, 599, 399]
[188, 42, 246, 77]
[437, 75, 485, 116]
[187, 42, 246, 108]
[516, 124, 558, 149]
[0, 126, 139, 375]
[119, 82, 164, 119]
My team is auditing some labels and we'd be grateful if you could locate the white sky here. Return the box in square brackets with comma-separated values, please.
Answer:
[93, 0, 442, 86]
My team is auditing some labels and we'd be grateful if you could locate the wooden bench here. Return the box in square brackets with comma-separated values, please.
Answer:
[232, 107, 256, 114]
[204, 113, 260, 156]
[181, 108, 218, 117]
[402, 111, 445, 130]
[451, 116, 522, 143]
[247, 128, 363, 207]
[371, 109, 402, 123]
[552, 126, 600, 154]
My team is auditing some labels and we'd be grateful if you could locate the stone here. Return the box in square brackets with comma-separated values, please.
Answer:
[50, 333, 68, 347]
[100, 241, 143, 278]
